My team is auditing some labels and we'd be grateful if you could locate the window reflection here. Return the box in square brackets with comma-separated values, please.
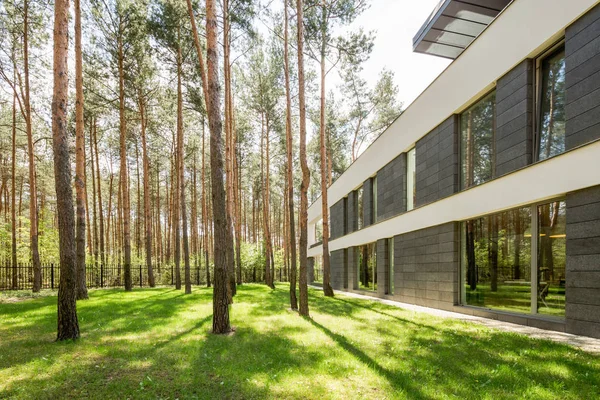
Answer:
[463, 207, 532, 313]
[357, 187, 364, 230]
[461, 91, 496, 189]
[538, 46, 566, 161]
[358, 242, 377, 291]
[537, 201, 566, 316]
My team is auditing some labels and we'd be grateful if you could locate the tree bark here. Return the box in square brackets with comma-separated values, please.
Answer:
[177, 37, 192, 295]
[74, 0, 88, 300]
[53, 0, 79, 339]
[206, 0, 231, 334]
[118, 27, 132, 291]
[139, 92, 155, 287]
[93, 121, 105, 267]
[284, 0, 298, 309]
[319, 3, 334, 297]
[297, 0, 310, 317]
[11, 71, 17, 290]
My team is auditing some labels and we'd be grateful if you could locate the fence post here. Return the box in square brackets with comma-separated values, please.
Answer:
[51, 263, 54, 290]
[139, 264, 142, 288]
[101, 264, 104, 288]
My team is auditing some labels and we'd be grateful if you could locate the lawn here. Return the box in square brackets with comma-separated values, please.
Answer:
[0, 285, 598, 399]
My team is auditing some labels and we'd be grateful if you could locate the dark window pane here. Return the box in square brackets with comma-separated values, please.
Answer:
[463, 207, 532, 313]
[358, 242, 377, 291]
[538, 47, 566, 161]
[461, 92, 496, 189]
[537, 201, 566, 316]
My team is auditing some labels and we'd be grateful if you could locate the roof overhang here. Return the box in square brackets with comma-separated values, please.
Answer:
[413, 0, 512, 59]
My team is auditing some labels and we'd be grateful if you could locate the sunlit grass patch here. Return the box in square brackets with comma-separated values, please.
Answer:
[0, 284, 598, 399]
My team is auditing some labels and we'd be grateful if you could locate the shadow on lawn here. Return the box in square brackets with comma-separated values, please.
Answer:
[2, 285, 599, 399]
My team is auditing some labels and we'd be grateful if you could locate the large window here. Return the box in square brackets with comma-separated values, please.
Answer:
[536, 201, 566, 316]
[315, 219, 323, 243]
[462, 199, 566, 317]
[460, 91, 496, 189]
[357, 187, 364, 230]
[358, 242, 377, 291]
[537, 44, 566, 161]
[462, 207, 532, 314]
[372, 177, 378, 223]
[406, 148, 416, 211]
[313, 255, 323, 283]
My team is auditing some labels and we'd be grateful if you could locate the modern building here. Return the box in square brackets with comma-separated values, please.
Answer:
[307, 0, 600, 339]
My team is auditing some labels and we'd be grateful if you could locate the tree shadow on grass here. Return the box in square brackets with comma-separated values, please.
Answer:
[306, 316, 427, 399]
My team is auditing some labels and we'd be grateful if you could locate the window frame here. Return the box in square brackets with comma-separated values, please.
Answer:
[459, 197, 566, 319]
[534, 39, 566, 163]
[459, 89, 497, 190]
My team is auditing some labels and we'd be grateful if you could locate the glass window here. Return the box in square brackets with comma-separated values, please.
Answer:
[461, 91, 496, 189]
[314, 255, 323, 283]
[537, 46, 566, 161]
[388, 238, 394, 295]
[537, 200, 566, 316]
[315, 219, 323, 242]
[406, 148, 416, 211]
[357, 187, 364, 230]
[358, 242, 377, 291]
[462, 206, 532, 314]
[372, 177, 378, 223]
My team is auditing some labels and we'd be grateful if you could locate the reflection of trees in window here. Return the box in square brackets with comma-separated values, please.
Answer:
[537, 201, 566, 316]
[357, 187, 364, 230]
[358, 242, 376, 291]
[461, 92, 496, 189]
[463, 207, 532, 313]
[538, 47, 566, 161]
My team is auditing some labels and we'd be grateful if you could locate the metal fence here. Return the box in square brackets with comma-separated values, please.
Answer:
[0, 263, 209, 291]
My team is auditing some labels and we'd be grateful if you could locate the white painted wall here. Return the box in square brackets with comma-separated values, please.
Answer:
[307, 0, 600, 247]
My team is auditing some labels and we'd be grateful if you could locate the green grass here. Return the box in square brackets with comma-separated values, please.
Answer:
[1, 285, 599, 399]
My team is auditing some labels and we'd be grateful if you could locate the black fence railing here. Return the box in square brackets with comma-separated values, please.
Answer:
[0, 263, 210, 291]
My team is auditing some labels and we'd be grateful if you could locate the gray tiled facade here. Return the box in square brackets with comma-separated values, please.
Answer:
[330, 249, 346, 289]
[347, 191, 357, 234]
[495, 59, 534, 176]
[566, 185, 600, 338]
[394, 223, 459, 310]
[330, 198, 346, 240]
[565, 3, 600, 149]
[376, 153, 407, 221]
[415, 115, 459, 207]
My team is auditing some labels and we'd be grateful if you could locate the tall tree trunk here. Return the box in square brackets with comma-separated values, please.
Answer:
[23, 0, 42, 292]
[118, 29, 132, 291]
[53, 0, 79, 339]
[319, 3, 333, 297]
[297, 0, 310, 317]
[202, 121, 211, 287]
[90, 120, 99, 282]
[177, 37, 192, 295]
[94, 121, 105, 267]
[139, 92, 155, 287]
[74, 0, 88, 300]
[11, 74, 17, 290]
[223, 0, 236, 299]
[206, 0, 231, 333]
